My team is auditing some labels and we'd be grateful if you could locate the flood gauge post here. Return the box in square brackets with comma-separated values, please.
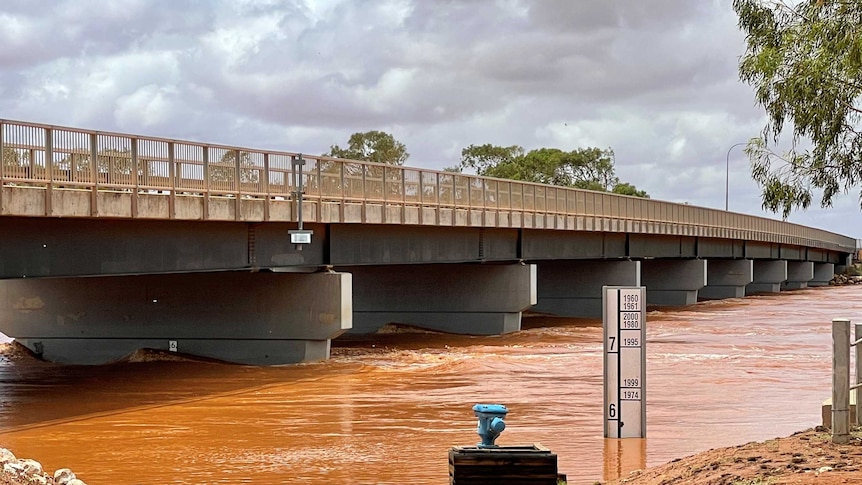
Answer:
[603, 286, 647, 439]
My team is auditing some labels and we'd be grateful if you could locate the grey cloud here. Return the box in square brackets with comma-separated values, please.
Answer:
[0, 0, 214, 69]
[526, 1, 706, 33]
[0, 0, 858, 236]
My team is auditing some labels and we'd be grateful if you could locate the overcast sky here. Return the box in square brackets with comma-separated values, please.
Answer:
[1, 0, 859, 240]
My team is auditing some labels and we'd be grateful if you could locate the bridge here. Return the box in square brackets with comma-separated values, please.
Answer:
[0, 119, 856, 365]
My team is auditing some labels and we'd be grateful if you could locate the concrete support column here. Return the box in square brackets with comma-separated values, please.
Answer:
[782, 261, 815, 290]
[344, 263, 536, 335]
[0, 271, 352, 365]
[641, 259, 707, 306]
[746, 260, 787, 294]
[532, 260, 640, 318]
[810, 262, 836, 287]
[700, 259, 753, 300]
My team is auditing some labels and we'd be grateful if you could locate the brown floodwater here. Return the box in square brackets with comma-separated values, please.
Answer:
[1, 285, 861, 484]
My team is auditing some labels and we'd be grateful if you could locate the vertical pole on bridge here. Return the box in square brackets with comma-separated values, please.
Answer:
[289, 154, 308, 251]
[832, 318, 851, 444]
[293, 154, 305, 232]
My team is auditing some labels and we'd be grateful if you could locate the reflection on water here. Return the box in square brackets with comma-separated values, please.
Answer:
[604, 439, 646, 481]
[0, 286, 860, 484]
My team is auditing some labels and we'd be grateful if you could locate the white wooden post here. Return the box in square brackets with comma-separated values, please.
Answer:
[856, 323, 862, 426]
[833, 318, 851, 444]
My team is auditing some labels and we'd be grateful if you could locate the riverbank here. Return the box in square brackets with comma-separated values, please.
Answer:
[0, 447, 85, 485]
[5, 427, 857, 485]
[606, 427, 862, 485]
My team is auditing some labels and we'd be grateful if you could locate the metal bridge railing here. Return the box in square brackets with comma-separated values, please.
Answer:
[0, 118, 856, 253]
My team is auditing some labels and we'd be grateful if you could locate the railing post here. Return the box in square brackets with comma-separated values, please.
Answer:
[451, 175, 458, 226]
[234, 150, 242, 221]
[418, 171, 424, 225]
[466, 176, 472, 225]
[481, 180, 487, 225]
[381, 165, 387, 224]
[338, 159, 345, 222]
[833, 318, 851, 444]
[263, 153, 270, 221]
[361, 163, 367, 223]
[0, 120, 4, 213]
[130, 137, 139, 218]
[45, 128, 53, 216]
[168, 142, 176, 219]
[90, 133, 98, 217]
[435, 172, 441, 226]
[0, 120, 4, 180]
[202, 146, 209, 220]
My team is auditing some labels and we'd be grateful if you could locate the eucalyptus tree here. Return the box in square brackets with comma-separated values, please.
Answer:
[458, 144, 649, 197]
[735, 0, 862, 216]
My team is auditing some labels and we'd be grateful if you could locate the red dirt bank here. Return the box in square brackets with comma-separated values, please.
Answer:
[607, 427, 862, 485]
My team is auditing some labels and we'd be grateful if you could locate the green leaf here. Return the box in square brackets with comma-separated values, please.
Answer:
[735, 0, 862, 215]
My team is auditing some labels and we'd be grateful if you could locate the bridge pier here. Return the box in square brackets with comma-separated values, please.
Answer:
[746, 260, 787, 294]
[532, 260, 640, 317]
[344, 263, 536, 335]
[810, 262, 836, 287]
[641, 259, 707, 306]
[699, 259, 753, 299]
[782, 261, 814, 290]
[0, 271, 351, 365]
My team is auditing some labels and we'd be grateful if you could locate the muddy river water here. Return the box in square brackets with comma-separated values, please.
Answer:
[0, 285, 860, 484]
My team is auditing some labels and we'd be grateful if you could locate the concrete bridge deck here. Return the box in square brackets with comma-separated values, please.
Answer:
[0, 119, 856, 365]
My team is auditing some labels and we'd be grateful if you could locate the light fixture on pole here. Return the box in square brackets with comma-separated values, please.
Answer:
[725, 142, 747, 211]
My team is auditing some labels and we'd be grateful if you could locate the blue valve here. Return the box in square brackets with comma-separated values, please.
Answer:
[472, 403, 508, 448]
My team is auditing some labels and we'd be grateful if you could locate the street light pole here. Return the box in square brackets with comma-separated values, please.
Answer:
[725, 142, 747, 211]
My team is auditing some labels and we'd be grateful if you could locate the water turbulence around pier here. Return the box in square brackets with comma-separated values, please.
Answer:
[0, 286, 859, 484]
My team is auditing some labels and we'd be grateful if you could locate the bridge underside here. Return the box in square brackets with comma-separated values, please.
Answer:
[0, 217, 849, 365]
[342, 263, 536, 335]
[0, 217, 848, 278]
[0, 271, 351, 365]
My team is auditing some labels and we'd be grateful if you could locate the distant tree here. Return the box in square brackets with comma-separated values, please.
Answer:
[53, 147, 258, 188]
[55, 148, 134, 182]
[324, 131, 409, 166]
[612, 182, 650, 198]
[458, 144, 649, 197]
[735, 0, 862, 217]
[2, 146, 21, 170]
[97, 148, 134, 176]
[57, 150, 89, 175]
[460, 144, 525, 177]
[210, 150, 259, 186]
